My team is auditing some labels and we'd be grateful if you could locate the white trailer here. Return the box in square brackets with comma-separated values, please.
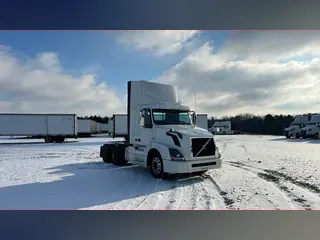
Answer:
[100, 80, 222, 179]
[112, 114, 128, 138]
[108, 119, 114, 135]
[284, 115, 309, 138]
[196, 114, 208, 130]
[301, 114, 320, 139]
[78, 119, 93, 136]
[0, 113, 77, 143]
[100, 123, 109, 133]
[90, 120, 98, 134]
[97, 123, 102, 133]
[210, 121, 233, 135]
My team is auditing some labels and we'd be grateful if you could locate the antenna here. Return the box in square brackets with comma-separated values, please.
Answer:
[194, 92, 197, 113]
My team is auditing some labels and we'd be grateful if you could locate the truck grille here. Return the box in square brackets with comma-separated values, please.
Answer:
[191, 138, 216, 157]
[301, 130, 307, 138]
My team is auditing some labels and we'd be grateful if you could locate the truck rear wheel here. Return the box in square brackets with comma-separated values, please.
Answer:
[55, 137, 65, 143]
[150, 153, 164, 179]
[111, 145, 127, 166]
[44, 136, 53, 143]
[100, 145, 113, 163]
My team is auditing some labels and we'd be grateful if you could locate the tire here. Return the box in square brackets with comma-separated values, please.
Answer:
[101, 145, 113, 163]
[44, 136, 53, 143]
[285, 135, 290, 139]
[295, 133, 301, 138]
[150, 152, 165, 179]
[315, 133, 319, 139]
[55, 137, 65, 143]
[111, 146, 127, 166]
[222, 132, 226, 135]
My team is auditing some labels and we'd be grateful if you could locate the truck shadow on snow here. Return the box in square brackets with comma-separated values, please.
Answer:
[0, 162, 203, 209]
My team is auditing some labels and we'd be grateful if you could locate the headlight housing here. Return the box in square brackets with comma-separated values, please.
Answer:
[169, 148, 185, 161]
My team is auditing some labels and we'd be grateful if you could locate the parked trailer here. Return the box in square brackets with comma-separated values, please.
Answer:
[0, 113, 77, 143]
[78, 119, 93, 137]
[97, 123, 102, 133]
[196, 114, 208, 130]
[100, 80, 222, 179]
[90, 121, 98, 134]
[108, 119, 114, 135]
[100, 123, 109, 133]
[284, 115, 309, 139]
[112, 114, 128, 138]
[301, 114, 320, 139]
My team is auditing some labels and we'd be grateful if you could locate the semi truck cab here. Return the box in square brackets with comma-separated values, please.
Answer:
[284, 115, 308, 139]
[100, 80, 222, 178]
[301, 114, 320, 139]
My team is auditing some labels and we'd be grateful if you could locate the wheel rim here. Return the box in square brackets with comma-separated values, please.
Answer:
[151, 157, 162, 175]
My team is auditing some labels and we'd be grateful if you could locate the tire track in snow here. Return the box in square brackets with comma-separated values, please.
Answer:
[226, 161, 320, 209]
[201, 174, 235, 209]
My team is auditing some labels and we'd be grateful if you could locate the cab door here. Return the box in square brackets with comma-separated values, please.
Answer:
[134, 108, 154, 166]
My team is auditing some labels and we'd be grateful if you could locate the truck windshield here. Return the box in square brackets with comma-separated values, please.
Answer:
[152, 109, 192, 125]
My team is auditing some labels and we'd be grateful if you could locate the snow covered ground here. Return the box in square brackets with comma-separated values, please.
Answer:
[0, 134, 319, 210]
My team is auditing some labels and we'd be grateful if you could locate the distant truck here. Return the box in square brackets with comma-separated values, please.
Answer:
[0, 113, 77, 143]
[100, 80, 222, 179]
[301, 114, 320, 139]
[210, 121, 233, 135]
[284, 115, 308, 138]
[196, 114, 208, 130]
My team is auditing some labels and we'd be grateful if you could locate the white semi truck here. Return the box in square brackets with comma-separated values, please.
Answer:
[301, 114, 320, 139]
[196, 114, 208, 130]
[100, 80, 222, 179]
[0, 113, 77, 143]
[284, 115, 308, 138]
[210, 121, 233, 135]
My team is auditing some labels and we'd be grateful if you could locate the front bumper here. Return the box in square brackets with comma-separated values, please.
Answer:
[306, 132, 317, 138]
[163, 156, 222, 174]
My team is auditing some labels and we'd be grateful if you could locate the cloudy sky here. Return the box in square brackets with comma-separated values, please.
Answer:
[0, 31, 319, 118]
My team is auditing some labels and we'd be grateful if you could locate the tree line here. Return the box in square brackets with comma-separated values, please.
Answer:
[78, 113, 318, 136]
[208, 113, 318, 136]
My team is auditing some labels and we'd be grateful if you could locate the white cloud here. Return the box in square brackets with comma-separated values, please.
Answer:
[155, 32, 320, 117]
[116, 30, 199, 56]
[0, 47, 125, 116]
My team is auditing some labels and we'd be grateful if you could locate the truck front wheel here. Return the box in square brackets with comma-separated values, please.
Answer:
[150, 153, 164, 179]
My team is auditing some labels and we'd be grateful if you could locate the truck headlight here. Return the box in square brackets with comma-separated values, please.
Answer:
[169, 148, 185, 161]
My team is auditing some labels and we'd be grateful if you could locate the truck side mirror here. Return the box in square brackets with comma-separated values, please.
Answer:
[192, 112, 196, 125]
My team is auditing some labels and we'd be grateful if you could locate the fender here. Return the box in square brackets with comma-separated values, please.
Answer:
[143, 142, 174, 168]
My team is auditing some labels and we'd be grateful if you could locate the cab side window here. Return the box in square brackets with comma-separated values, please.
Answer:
[139, 110, 145, 127]
[144, 109, 152, 128]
